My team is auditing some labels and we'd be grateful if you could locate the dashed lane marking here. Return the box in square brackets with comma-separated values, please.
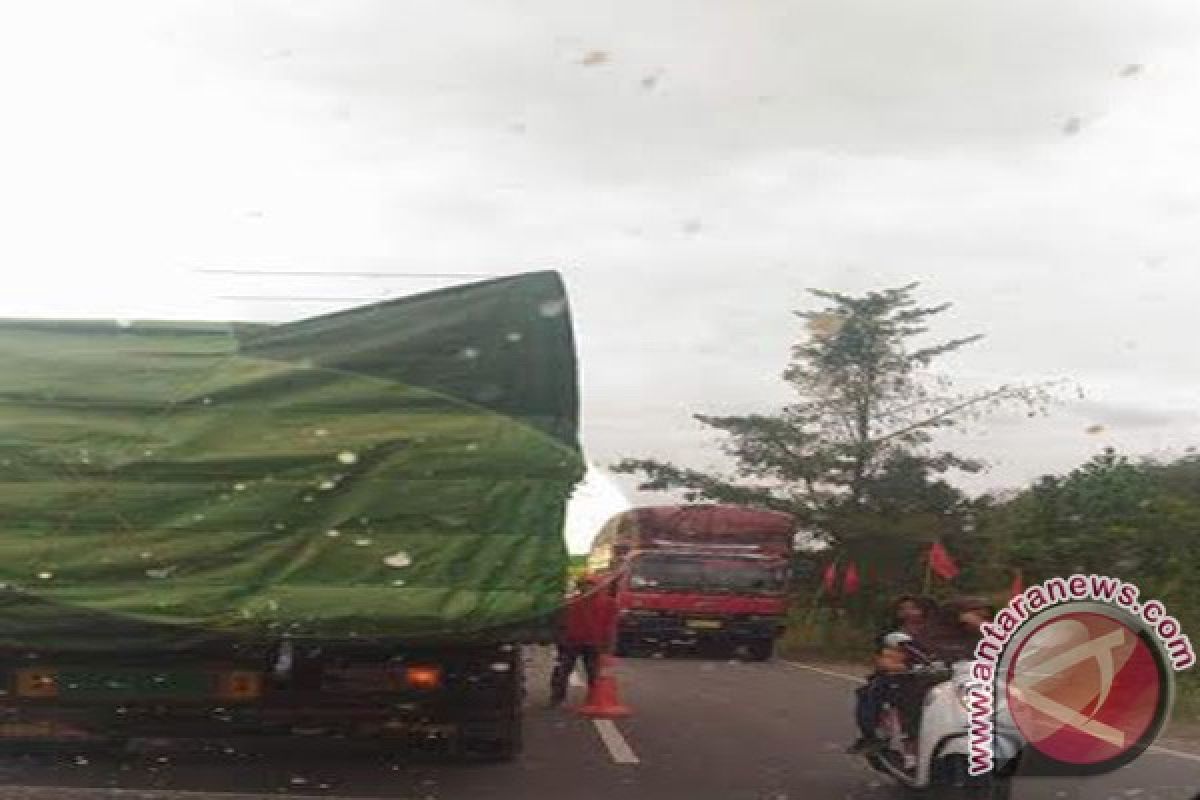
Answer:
[592, 718, 640, 764]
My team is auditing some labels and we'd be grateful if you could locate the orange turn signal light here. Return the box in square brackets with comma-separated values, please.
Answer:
[215, 670, 262, 701]
[404, 665, 442, 691]
[15, 669, 59, 699]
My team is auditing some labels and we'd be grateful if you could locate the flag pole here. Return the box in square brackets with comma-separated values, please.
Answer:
[922, 546, 932, 595]
[808, 557, 837, 626]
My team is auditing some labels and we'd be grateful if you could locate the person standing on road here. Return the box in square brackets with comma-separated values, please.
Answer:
[549, 573, 618, 707]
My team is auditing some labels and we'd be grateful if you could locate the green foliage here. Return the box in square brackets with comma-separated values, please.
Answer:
[976, 449, 1200, 603]
[614, 283, 1048, 554]
[777, 606, 875, 663]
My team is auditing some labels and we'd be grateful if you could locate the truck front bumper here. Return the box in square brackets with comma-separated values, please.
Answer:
[618, 612, 783, 645]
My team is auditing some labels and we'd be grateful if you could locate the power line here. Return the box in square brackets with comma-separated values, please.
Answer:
[217, 295, 383, 302]
[198, 268, 495, 278]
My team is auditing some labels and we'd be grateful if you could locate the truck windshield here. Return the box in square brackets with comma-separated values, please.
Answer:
[628, 554, 787, 594]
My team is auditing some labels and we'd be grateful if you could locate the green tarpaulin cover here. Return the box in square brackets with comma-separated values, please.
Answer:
[0, 271, 583, 652]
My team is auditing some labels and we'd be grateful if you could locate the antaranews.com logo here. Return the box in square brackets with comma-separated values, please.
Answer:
[967, 575, 1196, 777]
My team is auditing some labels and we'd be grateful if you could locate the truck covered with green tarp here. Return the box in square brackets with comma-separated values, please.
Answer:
[0, 271, 583, 757]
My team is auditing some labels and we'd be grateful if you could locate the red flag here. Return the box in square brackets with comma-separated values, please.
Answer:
[1010, 569, 1024, 598]
[821, 562, 838, 595]
[928, 542, 959, 580]
[842, 562, 860, 595]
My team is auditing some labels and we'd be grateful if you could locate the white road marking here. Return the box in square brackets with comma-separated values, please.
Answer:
[781, 660, 863, 683]
[593, 718, 640, 764]
[782, 660, 1200, 764]
[1147, 743, 1200, 763]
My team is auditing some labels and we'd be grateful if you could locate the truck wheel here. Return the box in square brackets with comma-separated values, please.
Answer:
[457, 647, 525, 762]
[746, 639, 775, 661]
[615, 636, 637, 658]
[459, 718, 523, 762]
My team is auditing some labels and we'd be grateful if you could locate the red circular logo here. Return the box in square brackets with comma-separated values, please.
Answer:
[1005, 610, 1164, 767]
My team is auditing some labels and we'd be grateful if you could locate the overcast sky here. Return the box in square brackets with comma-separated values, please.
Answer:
[2, 1, 1199, 551]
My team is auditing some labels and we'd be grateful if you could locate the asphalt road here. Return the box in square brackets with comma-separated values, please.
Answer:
[0, 648, 1194, 800]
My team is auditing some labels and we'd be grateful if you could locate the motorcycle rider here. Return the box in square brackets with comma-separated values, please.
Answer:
[846, 595, 937, 754]
[926, 595, 993, 663]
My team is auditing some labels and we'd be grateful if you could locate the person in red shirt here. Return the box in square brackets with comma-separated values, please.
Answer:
[549, 573, 618, 707]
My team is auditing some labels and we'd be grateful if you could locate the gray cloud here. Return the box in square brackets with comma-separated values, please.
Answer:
[6, 0, 1200, 505]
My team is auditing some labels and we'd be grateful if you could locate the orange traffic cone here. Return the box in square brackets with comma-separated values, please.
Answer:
[574, 653, 632, 718]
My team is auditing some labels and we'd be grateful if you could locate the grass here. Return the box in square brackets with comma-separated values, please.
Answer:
[1175, 672, 1200, 722]
[777, 606, 874, 664]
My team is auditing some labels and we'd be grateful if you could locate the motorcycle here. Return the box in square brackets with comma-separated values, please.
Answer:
[862, 634, 1023, 799]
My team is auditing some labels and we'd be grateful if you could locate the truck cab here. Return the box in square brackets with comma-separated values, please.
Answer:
[588, 505, 795, 661]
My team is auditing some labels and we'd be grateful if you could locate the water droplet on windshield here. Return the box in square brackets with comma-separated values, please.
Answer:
[233, 483, 246, 491]
[37, 572, 53, 581]
[337, 451, 358, 465]
[460, 347, 480, 360]
[355, 538, 373, 547]
[318, 480, 337, 491]
[538, 298, 567, 318]
[505, 331, 523, 342]
[384, 551, 412, 568]
[391, 579, 406, 587]
[326, 529, 341, 538]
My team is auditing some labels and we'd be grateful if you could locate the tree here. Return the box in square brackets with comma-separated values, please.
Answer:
[982, 448, 1200, 604]
[614, 283, 1048, 551]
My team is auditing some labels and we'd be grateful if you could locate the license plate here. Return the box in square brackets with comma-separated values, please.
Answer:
[686, 619, 723, 630]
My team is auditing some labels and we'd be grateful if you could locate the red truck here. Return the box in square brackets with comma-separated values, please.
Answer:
[586, 505, 795, 661]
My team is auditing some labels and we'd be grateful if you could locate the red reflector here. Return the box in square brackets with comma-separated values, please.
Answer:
[404, 665, 442, 691]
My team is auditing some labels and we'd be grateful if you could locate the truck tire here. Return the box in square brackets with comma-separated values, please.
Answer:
[457, 648, 525, 762]
[459, 716, 523, 762]
[615, 635, 636, 658]
[746, 639, 775, 661]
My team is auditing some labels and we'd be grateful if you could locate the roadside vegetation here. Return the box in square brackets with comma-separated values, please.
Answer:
[614, 283, 1199, 718]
